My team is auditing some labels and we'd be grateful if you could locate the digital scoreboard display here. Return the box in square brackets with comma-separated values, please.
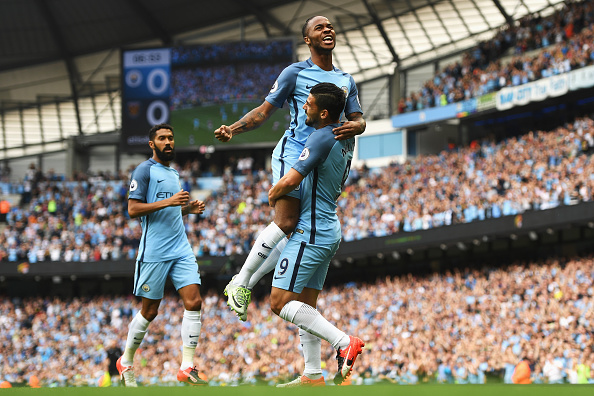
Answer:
[121, 40, 294, 152]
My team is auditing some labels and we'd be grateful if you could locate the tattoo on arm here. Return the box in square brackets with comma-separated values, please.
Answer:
[233, 110, 269, 135]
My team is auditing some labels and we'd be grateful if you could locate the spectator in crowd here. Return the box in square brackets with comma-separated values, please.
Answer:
[0, 198, 9, 223]
[543, 352, 565, 384]
[511, 355, 533, 384]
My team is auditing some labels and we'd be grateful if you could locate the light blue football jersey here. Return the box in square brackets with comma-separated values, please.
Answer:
[291, 123, 355, 245]
[128, 159, 194, 262]
[265, 58, 363, 150]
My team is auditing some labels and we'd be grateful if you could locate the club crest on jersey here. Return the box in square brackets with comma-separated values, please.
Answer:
[141, 284, 150, 292]
[299, 148, 310, 161]
[130, 179, 138, 192]
[270, 80, 279, 94]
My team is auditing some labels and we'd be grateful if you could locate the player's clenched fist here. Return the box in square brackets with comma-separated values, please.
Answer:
[214, 125, 232, 142]
[169, 190, 190, 206]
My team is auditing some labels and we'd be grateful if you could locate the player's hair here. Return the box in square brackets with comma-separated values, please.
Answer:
[310, 82, 346, 122]
[149, 123, 174, 141]
[302, 16, 317, 38]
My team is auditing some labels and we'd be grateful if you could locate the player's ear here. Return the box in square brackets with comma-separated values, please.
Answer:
[320, 109, 329, 120]
[304, 36, 310, 45]
[148, 140, 154, 149]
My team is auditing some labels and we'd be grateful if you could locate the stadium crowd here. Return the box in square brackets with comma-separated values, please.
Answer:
[1, 254, 594, 386]
[2, 116, 593, 262]
[398, 0, 594, 113]
[171, 63, 288, 109]
[170, 40, 293, 109]
[171, 40, 293, 66]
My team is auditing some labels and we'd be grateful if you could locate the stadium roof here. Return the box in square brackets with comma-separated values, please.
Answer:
[1, 0, 565, 81]
[0, 0, 567, 159]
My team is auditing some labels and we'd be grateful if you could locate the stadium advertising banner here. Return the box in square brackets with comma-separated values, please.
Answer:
[568, 64, 594, 90]
[476, 92, 496, 112]
[121, 40, 294, 152]
[495, 64, 594, 111]
[391, 103, 459, 129]
[391, 95, 494, 129]
[392, 66, 594, 130]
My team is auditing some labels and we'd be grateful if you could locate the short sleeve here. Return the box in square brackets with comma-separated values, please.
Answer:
[265, 64, 301, 108]
[344, 75, 363, 116]
[128, 162, 150, 202]
[292, 126, 337, 177]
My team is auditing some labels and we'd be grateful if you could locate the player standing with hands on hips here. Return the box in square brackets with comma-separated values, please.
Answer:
[214, 15, 365, 321]
[117, 123, 208, 387]
[269, 82, 364, 386]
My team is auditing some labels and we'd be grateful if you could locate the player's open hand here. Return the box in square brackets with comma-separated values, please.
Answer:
[214, 125, 232, 142]
[186, 200, 205, 214]
[333, 120, 363, 140]
[169, 190, 190, 206]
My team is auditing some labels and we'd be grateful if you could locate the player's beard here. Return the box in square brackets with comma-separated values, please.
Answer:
[154, 145, 175, 162]
[305, 113, 320, 128]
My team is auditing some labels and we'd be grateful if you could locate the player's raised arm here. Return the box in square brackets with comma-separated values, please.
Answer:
[214, 100, 278, 142]
[332, 112, 365, 140]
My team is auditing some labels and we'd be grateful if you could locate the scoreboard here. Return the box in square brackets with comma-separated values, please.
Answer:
[121, 48, 171, 150]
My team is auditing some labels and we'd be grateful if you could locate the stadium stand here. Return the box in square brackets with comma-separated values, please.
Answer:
[1, 253, 594, 386]
[2, 116, 593, 262]
[399, 0, 594, 112]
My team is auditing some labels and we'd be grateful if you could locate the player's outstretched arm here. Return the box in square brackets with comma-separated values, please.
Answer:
[182, 200, 205, 216]
[268, 168, 305, 207]
[332, 112, 366, 140]
[128, 190, 190, 218]
[214, 101, 278, 142]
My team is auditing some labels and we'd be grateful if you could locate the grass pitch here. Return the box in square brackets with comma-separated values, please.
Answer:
[171, 102, 290, 148]
[4, 384, 594, 396]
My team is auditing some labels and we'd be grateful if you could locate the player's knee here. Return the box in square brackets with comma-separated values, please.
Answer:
[275, 215, 298, 234]
[269, 294, 287, 316]
[141, 308, 159, 322]
[184, 297, 202, 311]
[270, 301, 283, 316]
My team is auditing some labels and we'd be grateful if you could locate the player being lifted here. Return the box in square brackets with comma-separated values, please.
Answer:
[269, 82, 364, 386]
[214, 15, 365, 320]
[117, 124, 208, 387]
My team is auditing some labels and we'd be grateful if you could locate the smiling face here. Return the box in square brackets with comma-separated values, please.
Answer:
[303, 16, 336, 53]
[150, 128, 175, 163]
